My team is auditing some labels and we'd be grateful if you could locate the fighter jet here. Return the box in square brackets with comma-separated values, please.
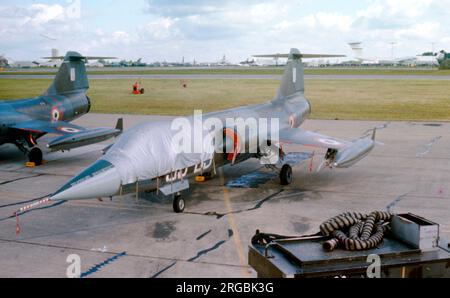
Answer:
[0, 51, 122, 165]
[49, 48, 377, 213]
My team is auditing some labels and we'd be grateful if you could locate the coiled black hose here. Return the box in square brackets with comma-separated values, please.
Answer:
[321, 211, 393, 252]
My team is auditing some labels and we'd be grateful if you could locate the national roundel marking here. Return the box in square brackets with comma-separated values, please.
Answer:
[58, 127, 81, 134]
[318, 138, 342, 147]
[51, 108, 61, 121]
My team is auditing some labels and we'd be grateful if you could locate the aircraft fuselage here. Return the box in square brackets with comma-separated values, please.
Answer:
[0, 91, 90, 146]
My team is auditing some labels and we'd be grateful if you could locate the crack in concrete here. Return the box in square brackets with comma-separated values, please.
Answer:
[416, 136, 442, 158]
[189, 189, 285, 219]
[386, 193, 409, 213]
[150, 261, 177, 278]
[151, 229, 234, 278]
[0, 237, 246, 275]
[196, 230, 212, 241]
[81, 251, 127, 278]
[188, 240, 227, 262]
[0, 174, 43, 186]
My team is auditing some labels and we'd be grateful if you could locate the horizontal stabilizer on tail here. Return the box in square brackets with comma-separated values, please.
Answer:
[42, 55, 117, 61]
[265, 49, 344, 101]
[253, 54, 345, 59]
[43, 52, 116, 95]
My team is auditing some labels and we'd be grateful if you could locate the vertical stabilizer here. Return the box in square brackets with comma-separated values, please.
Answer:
[44, 51, 89, 96]
[253, 49, 344, 102]
[273, 48, 305, 101]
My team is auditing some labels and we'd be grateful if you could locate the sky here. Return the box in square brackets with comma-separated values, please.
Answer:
[1, 0, 450, 63]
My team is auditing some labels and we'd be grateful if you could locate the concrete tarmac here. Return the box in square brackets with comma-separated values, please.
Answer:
[0, 114, 449, 277]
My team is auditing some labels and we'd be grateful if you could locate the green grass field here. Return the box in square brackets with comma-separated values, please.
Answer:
[2, 67, 450, 76]
[1, 78, 449, 121]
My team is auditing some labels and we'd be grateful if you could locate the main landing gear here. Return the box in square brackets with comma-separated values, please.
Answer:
[14, 140, 44, 166]
[28, 147, 43, 165]
[173, 193, 186, 213]
[265, 163, 294, 186]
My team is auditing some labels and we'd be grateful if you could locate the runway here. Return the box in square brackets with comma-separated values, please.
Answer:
[1, 74, 450, 80]
[0, 114, 449, 277]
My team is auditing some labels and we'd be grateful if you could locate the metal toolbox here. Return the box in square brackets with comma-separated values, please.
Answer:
[391, 213, 440, 251]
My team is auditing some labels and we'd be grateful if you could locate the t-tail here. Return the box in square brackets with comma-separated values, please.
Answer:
[44, 52, 89, 96]
[254, 49, 345, 102]
[43, 52, 115, 96]
[255, 49, 344, 129]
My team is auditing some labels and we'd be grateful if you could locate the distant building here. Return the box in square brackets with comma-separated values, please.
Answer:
[0, 56, 9, 68]
[11, 61, 38, 68]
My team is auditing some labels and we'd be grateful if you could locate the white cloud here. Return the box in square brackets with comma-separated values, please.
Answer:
[24, 4, 66, 26]
[385, 0, 432, 18]
[396, 22, 442, 40]
[1, 0, 450, 62]
[301, 12, 353, 31]
[145, 17, 179, 40]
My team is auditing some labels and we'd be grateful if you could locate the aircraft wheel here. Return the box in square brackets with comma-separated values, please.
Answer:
[173, 195, 185, 213]
[280, 164, 293, 186]
[28, 147, 43, 166]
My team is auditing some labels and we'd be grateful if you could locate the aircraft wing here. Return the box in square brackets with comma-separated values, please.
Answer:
[11, 119, 123, 151]
[11, 120, 87, 135]
[279, 128, 350, 150]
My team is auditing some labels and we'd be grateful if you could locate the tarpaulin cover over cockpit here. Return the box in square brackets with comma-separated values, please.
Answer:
[101, 120, 214, 185]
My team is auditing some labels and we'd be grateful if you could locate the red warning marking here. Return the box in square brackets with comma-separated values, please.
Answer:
[15, 213, 20, 235]
[13, 198, 51, 235]
[17, 198, 50, 213]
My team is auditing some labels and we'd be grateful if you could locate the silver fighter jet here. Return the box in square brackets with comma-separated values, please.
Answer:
[50, 49, 377, 213]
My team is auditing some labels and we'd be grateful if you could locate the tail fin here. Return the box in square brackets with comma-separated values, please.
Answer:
[115, 118, 123, 132]
[348, 42, 364, 60]
[44, 51, 89, 96]
[254, 49, 345, 102]
[275, 48, 306, 100]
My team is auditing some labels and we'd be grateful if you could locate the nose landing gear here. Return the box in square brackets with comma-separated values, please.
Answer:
[279, 164, 293, 186]
[173, 194, 186, 213]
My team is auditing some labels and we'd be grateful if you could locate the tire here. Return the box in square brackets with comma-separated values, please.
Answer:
[280, 164, 293, 186]
[173, 195, 185, 213]
[28, 147, 43, 166]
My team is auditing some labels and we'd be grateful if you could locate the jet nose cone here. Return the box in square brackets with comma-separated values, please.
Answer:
[51, 160, 121, 201]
